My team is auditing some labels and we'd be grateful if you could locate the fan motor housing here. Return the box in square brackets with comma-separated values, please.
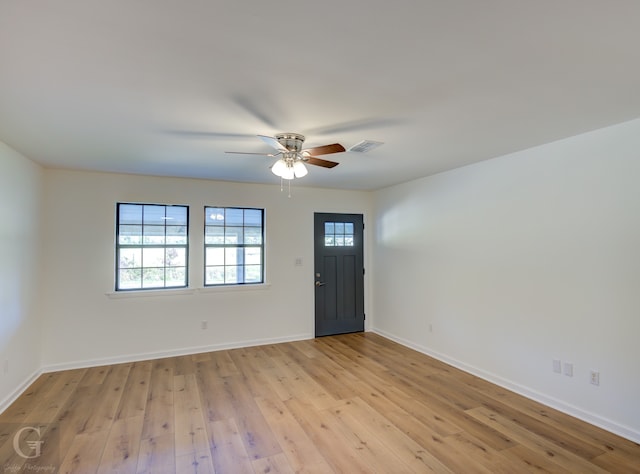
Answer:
[275, 133, 305, 152]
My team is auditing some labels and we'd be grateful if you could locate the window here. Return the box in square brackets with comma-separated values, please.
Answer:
[324, 222, 354, 246]
[204, 207, 264, 285]
[116, 203, 188, 290]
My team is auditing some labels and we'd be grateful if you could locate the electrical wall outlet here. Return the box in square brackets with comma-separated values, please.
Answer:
[552, 359, 562, 374]
[563, 362, 573, 377]
[590, 371, 600, 386]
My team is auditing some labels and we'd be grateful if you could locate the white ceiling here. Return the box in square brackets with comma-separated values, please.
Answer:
[1, 1, 639, 190]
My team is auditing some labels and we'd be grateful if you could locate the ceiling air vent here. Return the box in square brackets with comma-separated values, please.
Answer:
[347, 140, 384, 153]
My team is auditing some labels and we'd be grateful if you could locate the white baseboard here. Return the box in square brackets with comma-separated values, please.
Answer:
[372, 328, 640, 444]
[0, 368, 42, 415]
[41, 333, 313, 373]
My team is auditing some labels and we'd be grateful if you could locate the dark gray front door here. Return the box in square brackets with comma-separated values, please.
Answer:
[314, 213, 365, 337]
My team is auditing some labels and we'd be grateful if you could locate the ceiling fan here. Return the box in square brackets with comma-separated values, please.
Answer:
[226, 132, 345, 179]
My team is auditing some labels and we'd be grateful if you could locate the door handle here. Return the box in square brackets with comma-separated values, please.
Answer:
[315, 281, 326, 287]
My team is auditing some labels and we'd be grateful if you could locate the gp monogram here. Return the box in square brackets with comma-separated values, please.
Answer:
[12, 426, 44, 459]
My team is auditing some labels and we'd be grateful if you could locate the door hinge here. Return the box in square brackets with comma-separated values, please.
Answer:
[363, 268, 365, 275]
[364, 314, 366, 320]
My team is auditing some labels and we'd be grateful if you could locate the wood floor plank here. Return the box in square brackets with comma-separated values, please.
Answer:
[284, 397, 377, 474]
[140, 362, 174, 440]
[252, 452, 295, 474]
[254, 395, 334, 473]
[173, 374, 210, 458]
[135, 433, 175, 474]
[221, 373, 282, 460]
[467, 406, 610, 474]
[337, 396, 454, 473]
[209, 417, 254, 474]
[175, 450, 216, 473]
[83, 363, 132, 434]
[58, 429, 110, 473]
[116, 361, 152, 420]
[498, 443, 576, 473]
[97, 415, 144, 474]
[1, 332, 638, 472]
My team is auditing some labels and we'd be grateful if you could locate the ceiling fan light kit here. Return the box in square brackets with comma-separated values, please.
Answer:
[271, 154, 308, 180]
[226, 132, 345, 184]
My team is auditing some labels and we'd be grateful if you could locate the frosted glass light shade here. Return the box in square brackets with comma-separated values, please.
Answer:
[281, 165, 295, 180]
[293, 161, 308, 178]
[271, 159, 287, 177]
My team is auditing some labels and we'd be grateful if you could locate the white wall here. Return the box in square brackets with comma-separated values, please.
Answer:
[0, 142, 43, 410]
[372, 118, 640, 442]
[39, 170, 373, 369]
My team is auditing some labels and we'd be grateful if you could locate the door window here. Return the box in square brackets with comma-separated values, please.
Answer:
[324, 222, 354, 247]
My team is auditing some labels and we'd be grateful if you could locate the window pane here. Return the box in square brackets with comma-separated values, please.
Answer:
[335, 235, 345, 246]
[119, 225, 142, 245]
[245, 265, 262, 283]
[225, 266, 240, 284]
[245, 247, 261, 265]
[325, 236, 334, 246]
[166, 206, 187, 225]
[225, 227, 243, 244]
[143, 225, 165, 244]
[119, 248, 141, 269]
[143, 248, 165, 267]
[143, 205, 166, 225]
[205, 267, 224, 285]
[206, 247, 224, 265]
[205, 226, 225, 244]
[119, 204, 142, 224]
[225, 208, 243, 226]
[166, 248, 185, 267]
[244, 227, 262, 244]
[325, 222, 334, 234]
[166, 225, 187, 244]
[119, 269, 141, 289]
[143, 268, 165, 288]
[345, 223, 354, 234]
[225, 247, 243, 265]
[206, 208, 225, 225]
[345, 236, 354, 246]
[166, 267, 186, 287]
[335, 222, 345, 234]
[244, 209, 262, 226]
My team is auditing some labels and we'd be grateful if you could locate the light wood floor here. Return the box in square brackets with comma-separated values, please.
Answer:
[1, 333, 639, 473]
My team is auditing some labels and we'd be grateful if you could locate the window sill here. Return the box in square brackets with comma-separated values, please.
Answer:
[105, 283, 271, 299]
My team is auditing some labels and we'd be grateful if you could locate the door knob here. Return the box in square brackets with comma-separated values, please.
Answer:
[315, 281, 326, 287]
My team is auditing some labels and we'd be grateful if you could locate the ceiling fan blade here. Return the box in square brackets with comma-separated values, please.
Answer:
[258, 135, 288, 152]
[302, 143, 345, 156]
[306, 157, 339, 168]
